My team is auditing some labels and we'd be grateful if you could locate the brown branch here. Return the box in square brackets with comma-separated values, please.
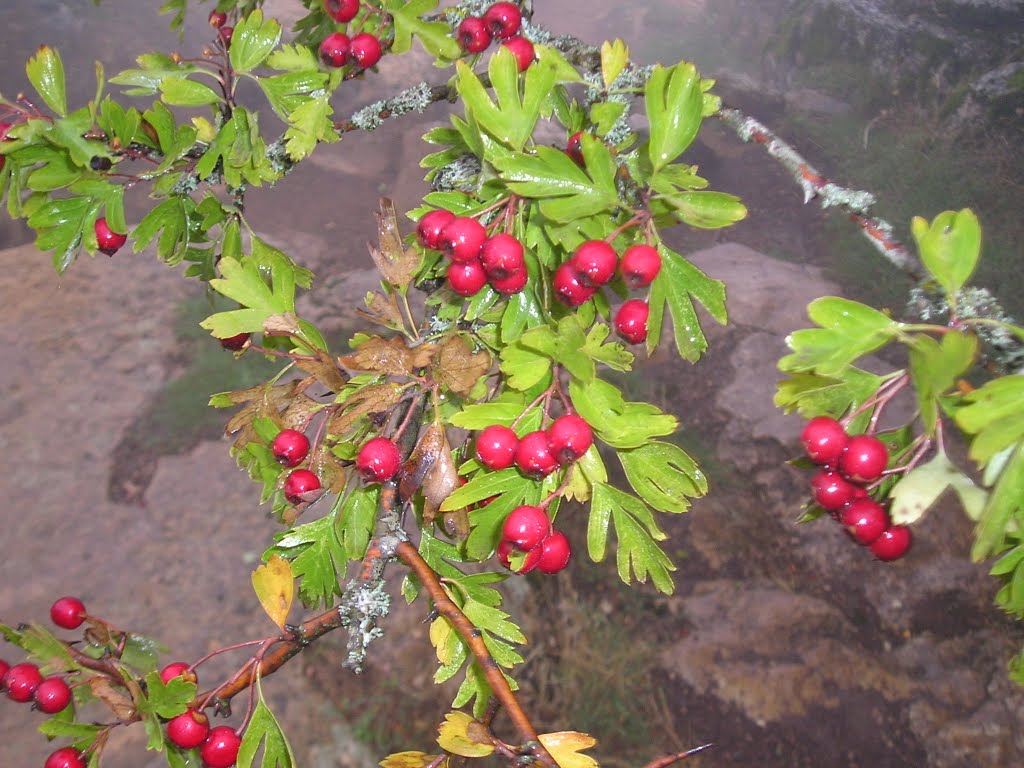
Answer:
[715, 107, 924, 281]
[395, 540, 558, 768]
[640, 744, 715, 768]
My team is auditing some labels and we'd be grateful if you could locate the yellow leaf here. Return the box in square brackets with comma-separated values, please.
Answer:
[430, 617, 454, 665]
[192, 116, 217, 143]
[539, 731, 599, 768]
[251, 555, 295, 630]
[379, 752, 446, 768]
[436, 712, 495, 758]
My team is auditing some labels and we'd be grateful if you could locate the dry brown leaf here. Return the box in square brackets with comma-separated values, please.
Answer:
[327, 382, 405, 437]
[400, 423, 460, 531]
[88, 677, 136, 720]
[217, 380, 299, 407]
[432, 335, 492, 397]
[370, 198, 422, 289]
[294, 350, 348, 394]
[357, 290, 406, 331]
[340, 336, 438, 377]
[262, 312, 301, 336]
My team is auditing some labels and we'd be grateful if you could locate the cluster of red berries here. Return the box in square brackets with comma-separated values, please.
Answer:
[497, 504, 571, 574]
[160, 663, 242, 767]
[271, 427, 323, 504]
[1, 599, 88, 767]
[455, 3, 534, 72]
[800, 416, 911, 561]
[208, 9, 233, 46]
[554, 240, 661, 345]
[475, 413, 593, 479]
[318, 0, 383, 70]
[417, 209, 528, 297]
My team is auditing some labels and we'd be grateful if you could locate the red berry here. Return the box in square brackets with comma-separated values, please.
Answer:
[95, 217, 127, 256]
[620, 244, 661, 289]
[0, 659, 9, 682]
[355, 437, 402, 483]
[159, 662, 198, 686]
[167, 709, 210, 750]
[536, 531, 571, 574]
[349, 33, 382, 69]
[566, 131, 585, 165]
[483, 2, 522, 38]
[500, 36, 534, 71]
[44, 747, 86, 768]
[839, 435, 889, 483]
[514, 430, 559, 478]
[547, 414, 593, 465]
[416, 209, 456, 250]
[440, 216, 488, 263]
[800, 417, 848, 466]
[219, 26, 234, 46]
[283, 468, 321, 504]
[490, 268, 528, 295]
[220, 332, 250, 351]
[496, 538, 515, 569]
[480, 234, 525, 281]
[502, 505, 549, 551]
[810, 470, 858, 513]
[447, 260, 488, 297]
[571, 240, 618, 287]
[840, 498, 889, 545]
[614, 299, 649, 345]
[509, 544, 542, 574]
[456, 17, 492, 53]
[324, 0, 360, 23]
[208, 10, 227, 28]
[870, 525, 912, 561]
[271, 429, 310, 468]
[3, 663, 43, 702]
[476, 425, 519, 470]
[50, 596, 87, 630]
[200, 725, 243, 768]
[320, 32, 352, 67]
[552, 262, 595, 307]
[34, 677, 72, 714]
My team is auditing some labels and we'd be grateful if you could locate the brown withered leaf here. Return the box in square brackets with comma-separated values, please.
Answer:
[432, 335, 493, 397]
[294, 349, 348, 394]
[340, 336, 437, 377]
[400, 423, 461, 534]
[262, 312, 301, 336]
[357, 290, 405, 331]
[327, 382, 405, 437]
[370, 198, 422, 290]
[217, 380, 300, 408]
[88, 677, 136, 721]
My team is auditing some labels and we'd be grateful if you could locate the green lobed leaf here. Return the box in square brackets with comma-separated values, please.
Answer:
[778, 297, 899, 376]
[600, 39, 629, 89]
[774, 367, 886, 426]
[907, 330, 977, 435]
[910, 209, 981, 299]
[589, 483, 676, 594]
[237, 676, 297, 768]
[230, 10, 283, 74]
[646, 244, 727, 362]
[268, 512, 346, 608]
[137, 671, 196, 720]
[26, 45, 67, 116]
[283, 93, 337, 160]
[384, 0, 461, 60]
[972, 444, 1024, 561]
[645, 62, 702, 172]
[619, 441, 707, 513]
[569, 377, 677, 449]
[0, 623, 77, 674]
[159, 77, 222, 106]
[954, 376, 1024, 466]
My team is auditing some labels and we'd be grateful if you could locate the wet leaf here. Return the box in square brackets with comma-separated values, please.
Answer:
[911, 209, 981, 299]
[433, 335, 492, 397]
[370, 198, 421, 291]
[359, 291, 406, 332]
[252, 555, 295, 630]
[436, 712, 495, 758]
[26, 45, 67, 116]
[401, 423, 461, 528]
[538, 731, 599, 768]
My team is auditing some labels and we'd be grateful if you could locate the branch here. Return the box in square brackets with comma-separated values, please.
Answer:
[394, 540, 558, 768]
[640, 744, 715, 768]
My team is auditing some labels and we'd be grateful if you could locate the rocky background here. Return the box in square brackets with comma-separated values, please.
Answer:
[1, 1, 1022, 767]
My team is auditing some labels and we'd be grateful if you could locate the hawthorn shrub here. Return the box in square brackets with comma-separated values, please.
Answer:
[1, 2, 1023, 768]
